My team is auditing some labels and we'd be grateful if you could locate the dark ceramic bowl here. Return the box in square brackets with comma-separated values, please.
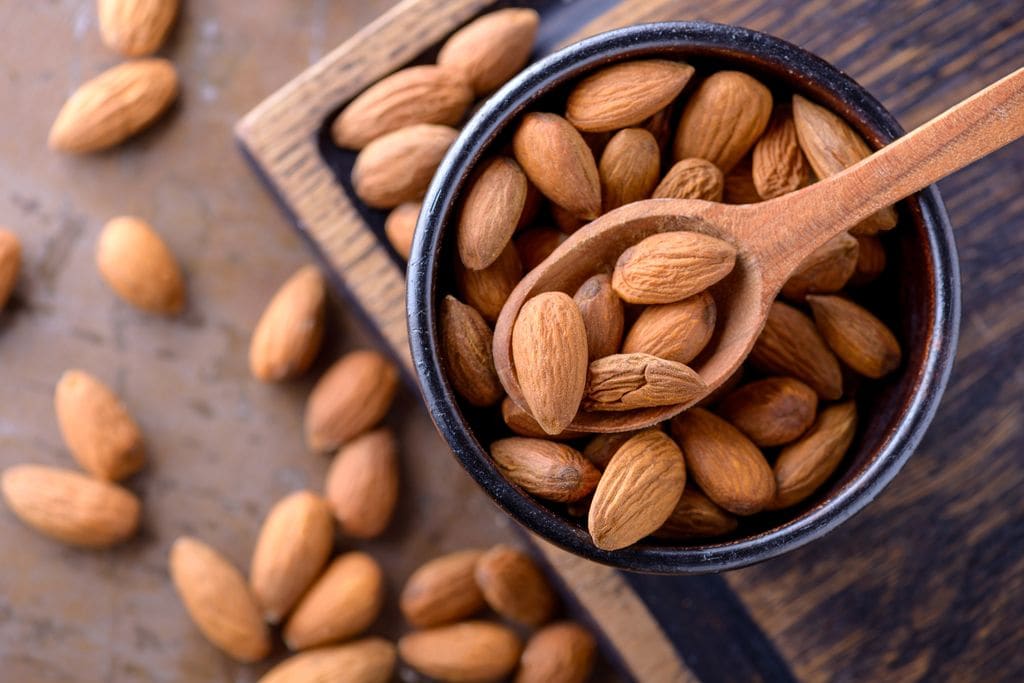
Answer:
[406, 21, 960, 574]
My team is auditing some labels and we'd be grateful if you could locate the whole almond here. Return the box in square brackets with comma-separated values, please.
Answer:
[751, 105, 810, 199]
[749, 301, 843, 400]
[475, 544, 556, 627]
[622, 291, 716, 364]
[807, 295, 902, 378]
[398, 621, 522, 683]
[283, 552, 384, 650]
[490, 438, 599, 503]
[54, 369, 144, 481]
[717, 377, 818, 447]
[437, 8, 540, 95]
[588, 429, 685, 550]
[511, 292, 588, 434]
[441, 295, 503, 407]
[770, 401, 857, 509]
[332, 66, 473, 150]
[169, 536, 271, 663]
[674, 71, 772, 172]
[0, 228, 20, 311]
[581, 431, 637, 471]
[781, 232, 859, 301]
[653, 158, 725, 201]
[1, 464, 140, 548]
[500, 397, 586, 441]
[49, 59, 178, 153]
[96, 216, 184, 315]
[515, 227, 564, 271]
[653, 487, 739, 539]
[385, 202, 420, 260]
[723, 154, 762, 204]
[249, 265, 326, 382]
[792, 95, 897, 234]
[455, 242, 522, 322]
[566, 60, 694, 133]
[670, 408, 776, 515]
[400, 549, 486, 628]
[612, 231, 737, 304]
[512, 113, 601, 219]
[258, 638, 396, 683]
[250, 491, 334, 623]
[304, 349, 399, 452]
[599, 128, 661, 211]
[352, 124, 458, 209]
[516, 621, 596, 683]
[324, 429, 399, 538]
[458, 156, 528, 269]
[573, 273, 624, 361]
[584, 353, 707, 411]
[850, 235, 887, 285]
[98, 0, 179, 56]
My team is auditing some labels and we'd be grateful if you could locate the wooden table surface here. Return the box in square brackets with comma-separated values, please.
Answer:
[1, 1, 1022, 682]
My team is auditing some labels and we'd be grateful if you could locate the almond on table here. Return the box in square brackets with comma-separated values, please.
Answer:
[398, 621, 522, 683]
[515, 621, 597, 683]
[96, 216, 185, 315]
[257, 638, 396, 683]
[457, 156, 529, 270]
[248, 265, 326, 382]
[98, 0, 179, 57]
[400, 549, 486, 628]
[324, 429, 399, 539]
[475, 544, 557, 628]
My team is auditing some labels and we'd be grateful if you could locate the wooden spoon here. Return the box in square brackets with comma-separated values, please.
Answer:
[493, 67, 1024, 433]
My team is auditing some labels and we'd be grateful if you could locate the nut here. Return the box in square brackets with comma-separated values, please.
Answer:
[612, 231, 736, 304]
[96, 216, 185, 315]
[490, 438, 599, 503]
[249, 265, 326, 382]
[400, 549, 486, 628]
[352, 124, 458, 209]
[513, 113, 601, 220]
[566, 59, 694, 133]
[324, 429, 399, 539]
[475, 544, 556, 627]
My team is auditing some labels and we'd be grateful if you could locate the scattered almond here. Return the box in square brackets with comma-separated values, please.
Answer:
[437, 8, 540, 95]
[475, 544, 556, 627]
[400, 549, 486, 628]
[653, 487, 739, 540]
[490, 438, 599, 503]
[513, 113, 601, 220]
[258, 637, 396, 683]
[807, 295, 902, 378]
[96, 216, 185, 315]
[0, 228, 20, 311]
[653, 158, 725, 201]
[398, 621, 522, 683]
[352, 123, 458, 208]
[573, 273, 624, 361]
[781, 232, 859, 301]
[248, 265, 326, 382]
[770, 402, 857, 509]
[515, 621, 596, 683]
[612, 231, 737, 304]
[622, 291, 715, 364]
[751, 105, 810, 199]
[749, 301, 843, 400]
[98, 0, 179, 57]
[566, 60, 694, 133]
[599, 128, 661, 211]
[515, 227, 564, 271]
[455, 242, 522, 322]
[584, 353, 707, 411]
[441, 295, 504, 407]
[385, 202, 420, 260]
[324, 429, 399, 539]
[717, 377, 818, 447]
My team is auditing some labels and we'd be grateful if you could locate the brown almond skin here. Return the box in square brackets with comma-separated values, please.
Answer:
[304, 349, 399, 452]
[258, 638, 396, 683]
[723, 154, 762, 204]
[781, 232, 859, 301]
[169, 536, 271, 663]
[441, 295, 503, 407]
[588, 429, 685, 550]
[573, 273, 625, 361]
[511, 292, 589, 434]
[54, 369, 144, 481]
[249, 265, 326, 381]
[324, 429, 399, 539]
[850, 235, 887, 285]
[515, 227, 565, 271]
[584, 353, 707, 411]
[599, 128, 661, 211]
[475, 545, 557, 627]
[458, 157, 528, 270]
[98, 0, 179, 57]
[398, 621, 522, 683]
[770, 402, 858, 509]
[751, 105, 810, 199]
[500, 397, 587, 441]
[566, 60, 695, 133]
[352, 124, 458, 208]
[385, 202, 420, 260]
[512, 112, 601, 220]
[400, 549, 486, 628]
[653, 487, 739, 540]
[622, 291, 716, 364]
[749, 301, 843, 400]
[515, 621, 596, 683]
[0, 228, 21, 311]
[670, 409, 776, 515]
[612, 231, 737, 304]
[551, 203, 587, 235]
[96, 216, 185, 315]
[283, 552, 384, 651]
[437, 8, 540, 95]
[581, 431, 637, 471]
[807, 295, 902, 378]
[490, 438, 599, 503]
[717, 377, 818, 447]
[455, 242, 523, 322]
[653, 158, 725, 201]
[1, 464, 140, 548]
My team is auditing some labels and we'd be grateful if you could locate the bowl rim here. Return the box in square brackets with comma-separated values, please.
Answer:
[407, 20, 961, 574]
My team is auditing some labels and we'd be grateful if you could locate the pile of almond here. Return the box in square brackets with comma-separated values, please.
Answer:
[440, 58, 904, 550]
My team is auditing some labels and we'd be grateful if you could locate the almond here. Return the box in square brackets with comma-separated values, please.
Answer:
[566, 60, 694, 133]
[588, 429, 685, 550]
[283, 552, 384, 650]
[490, 438, 599, 503]
[385, 202, 420, 260]
[304, 349, 399, 452]
[441, 295, 504, 407]
[653, 487, 739, 540]
[642, 105, 674, 151]
[458, 156, 528, 269]
[670, 409, 775, 515]
[1, 464, 140, 548]
[400, 549, 486, 628]
[49, 58, 178, 153]
[437, 8, 540, 95]
[515, 227, 564, 271]
[511, 292, 588, 434]
[749, 301, 843, 400]
[551, 203, 587, 235]
[455, 242, 522, 322]
[717, 377, 818, 447]
[653, 158, 725, 201]
[792, 94, 897, 235]
[250, 491, 334, 623]
[770, 401, 857, 509]
[781, 232, 859, 301]
[332, 65, 473, 150]
[622, 291, 716, 364]
[807, 295, 902, 378]
[249, 265, 326, 381]
[98, 0, 179, 57]
[612, 231, 737, 304]
[674, 71, 772, 172]
[500, 397, 586, 441]
[512, 113, 601, 219]
[599, 128, 661, 211]
[96, 216, 185, 315]
[850, 235, 887, 285]
[751, 105, 810, 199]
[573, 273, 624, 361]
[581, 431, 637, 471]
[584, 353, 707, 411]
[169, 536, 271, 663]
[258, 638, 396, 683]
[0, 228, 21, 311]
[352, 123, 458, 209]
[398, 621, 522, 682]
[723, 154, 762, 204]
[54, 369, 144, 481]
[516, 621, 596, 683]
[324, 429, 399, 539]
[475, 544, 556, 627]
